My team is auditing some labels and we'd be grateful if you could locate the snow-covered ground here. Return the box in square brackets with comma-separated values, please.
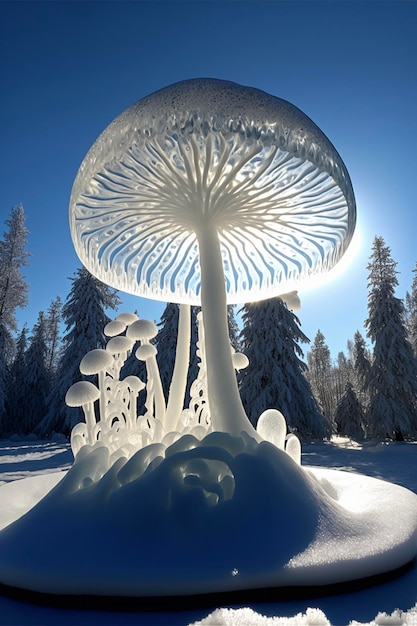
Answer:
[0, 437, 416, 625]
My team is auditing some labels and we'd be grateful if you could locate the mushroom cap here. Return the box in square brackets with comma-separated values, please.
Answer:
[79, 349, 114, 375]
[106, 335, 134, 355]
[65, 381, 100, 407]
[116, 312, 139, 325]
[126, 319, 158, 341]
[70, 78, 356, 305]
[104, 319, 127, 337]
[122, 375, 145, 392]
[232, 352, 249, 371]
[135, 344, 157, 361]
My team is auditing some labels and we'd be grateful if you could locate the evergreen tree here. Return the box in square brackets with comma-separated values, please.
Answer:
[306, 330, 334, 422]
[0, 324, 12, 434]
[365, 236, 417, 440]
[4, 327, 28, 434]
[405, 262, 417, 356]
[0, 205, 29, 433]
[156, 303, 180, 402]
[20, 312, 51, 434]
[351, 330, 371, 428]
[45, 296, 63, 374]
[331, 350, 354, 411]
[334, 382, 365, 440]
[239, 297, 327, 441]
[0, 204, 29, 331]
[37, 267, 121, 437]
[227, 305, 241, 351]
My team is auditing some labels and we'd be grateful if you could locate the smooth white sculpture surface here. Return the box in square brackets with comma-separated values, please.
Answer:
[1, 80, 416, 603]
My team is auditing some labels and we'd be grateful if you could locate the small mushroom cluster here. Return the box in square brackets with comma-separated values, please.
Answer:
[66, 312, 148, 457]
[66, 306, 301, 479]
[66, 308, 251, 465]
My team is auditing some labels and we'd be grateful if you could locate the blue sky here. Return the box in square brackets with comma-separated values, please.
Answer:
[1, 0, 416, 359]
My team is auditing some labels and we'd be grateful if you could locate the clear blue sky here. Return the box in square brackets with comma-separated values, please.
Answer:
[1, 0, 416, 359]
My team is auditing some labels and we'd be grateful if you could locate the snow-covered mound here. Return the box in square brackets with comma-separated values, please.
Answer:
[0, 432, 416, 598]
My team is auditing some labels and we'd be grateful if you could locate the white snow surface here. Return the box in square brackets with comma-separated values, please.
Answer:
[0, 437, 416, 625]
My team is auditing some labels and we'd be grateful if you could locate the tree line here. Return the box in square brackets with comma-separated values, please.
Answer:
[1, 205, 417, 442]
[306, 236, 417, 441]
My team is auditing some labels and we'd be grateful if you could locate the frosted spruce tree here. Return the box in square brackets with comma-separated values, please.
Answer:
[156, 303, 180, 403]
[44, 296, 63, 374]
[405, 262, 417, 356]
[0, 326, 10, 435]
[351, 330, 371, 425]
[5, 300, 62, 435]
[0, 205, 29, 434]
[19, 312, 51, 434]
[37, 267, 120, 437]
[0, 205, 29, 332]
[332, 349, 354, 411]
[306, 330, 335, 422]
[239, 297, 327, 441]
[365, 236, 417, 440]
[334, 382, 365, 440]
[4, 327, 28, 434]
[227, 305, 242, 352]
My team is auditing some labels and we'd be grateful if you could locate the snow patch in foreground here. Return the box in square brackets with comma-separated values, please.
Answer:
[0, 434, 416, 597]
[190, 607, 331, 625]
[190, 604, 417, 626]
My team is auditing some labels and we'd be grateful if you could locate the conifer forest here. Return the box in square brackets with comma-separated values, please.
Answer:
[2, 205, 417, 443]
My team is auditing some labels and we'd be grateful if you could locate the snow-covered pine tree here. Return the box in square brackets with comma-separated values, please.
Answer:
[0, 205, 29, 332]
[239, 297, 328, 441]
[4, 327, 28, 434]
[351, 330, 371, 425]
[19, 312, 51, 434]
[37, 267, 121, 437]
[365, 236, 417, 440]
[0, 205, 29, 433]
[306, 330, 335, 422]
[44, 296, 63, 375]
[156, 303, 180, 402]
[0, 324, 12, 434]
[405, 262, 417, 356]
[334, 382, 365, 440]
[331, 350, 354, 411]
[227, 305, 241, 351]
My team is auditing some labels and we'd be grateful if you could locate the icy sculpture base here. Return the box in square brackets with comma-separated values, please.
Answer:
[0, 434, 417, 599]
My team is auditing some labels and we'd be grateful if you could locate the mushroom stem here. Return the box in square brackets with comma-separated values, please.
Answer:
[165, 304, 191, 433]
[83, 404, 97, 444]
[145, 347, 166, 423]
[98, 371, 107, 422]
[196, 224, 257, 438]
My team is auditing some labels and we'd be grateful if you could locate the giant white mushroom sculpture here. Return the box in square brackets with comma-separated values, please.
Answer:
[69, 78, 356, 438]
[2, 80, 417, 603]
